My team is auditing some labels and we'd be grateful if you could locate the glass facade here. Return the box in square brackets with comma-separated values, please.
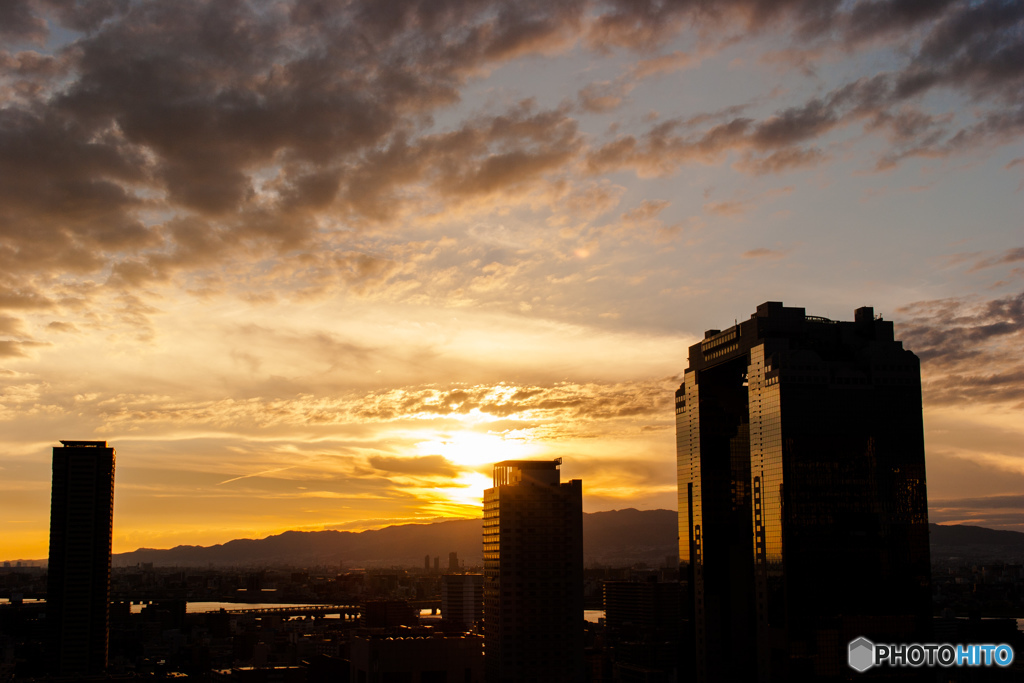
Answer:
[677, 303, 931, 682]
[483, 461, 584, 683]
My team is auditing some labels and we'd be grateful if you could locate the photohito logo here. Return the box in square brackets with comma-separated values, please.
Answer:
[848, 638, 1014, 672]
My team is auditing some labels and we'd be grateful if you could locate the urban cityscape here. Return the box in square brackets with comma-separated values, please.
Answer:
[3, 303, 1024, 681]
[2, 0, 1024, 682]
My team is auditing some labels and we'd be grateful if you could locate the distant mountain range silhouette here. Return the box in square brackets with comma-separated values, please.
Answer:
[79, 513, 1024, 568]
[930, 522, 1024, 562]
[113, 508, 681, 568]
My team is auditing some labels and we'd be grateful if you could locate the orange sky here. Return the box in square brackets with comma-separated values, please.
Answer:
[1, 0, 1023, 560]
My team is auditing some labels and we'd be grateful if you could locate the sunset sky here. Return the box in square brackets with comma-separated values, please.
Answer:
[1, 0, 1022, 560]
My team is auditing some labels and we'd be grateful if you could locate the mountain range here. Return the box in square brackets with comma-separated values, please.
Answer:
[105, 509, 1024, 569]
[113, 508, 680, 568]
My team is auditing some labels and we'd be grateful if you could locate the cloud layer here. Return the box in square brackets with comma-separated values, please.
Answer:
[1, 0, 1023, 554]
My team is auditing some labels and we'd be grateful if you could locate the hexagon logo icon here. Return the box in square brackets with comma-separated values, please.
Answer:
[849, 637, 875, 672]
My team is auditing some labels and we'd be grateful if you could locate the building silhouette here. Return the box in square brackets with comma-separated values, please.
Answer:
[46, 439, 116, 676]
[676, 303, 930, 681]
[350, 631, 484, 683]
[442, 573, 483, 629]
[603, 580, 682, 681]
[483, 459, 584, 683]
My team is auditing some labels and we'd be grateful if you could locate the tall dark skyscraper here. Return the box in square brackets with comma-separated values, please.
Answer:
[676, 303, 930, 681]
[47, 439, 116, 676]
[483, 459, 584, 683]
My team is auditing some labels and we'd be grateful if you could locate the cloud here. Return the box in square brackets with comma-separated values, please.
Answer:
[932, 494, 1024, 510]
[351, 379, 676, 427]
[0, 0, 47, 43]
[577, 81, 629, 113]
[0, 0, 1019, 317]
[621, 199, 670, 224]
[897, 290, 1024, 406]
[45, 321, 79, 333]
[0, 0, 592, 305]
[367, 455, 459, 478]
[843, 0, 958, 45]
[0, 315, 25, 336]
[0, 340, 46, 358]
[217, 466, 298, 486]
[66, 377, 675, 440]
[969, 247, 1024, 272]
[899, 291, 1024, 361]
[742, 248, 787, 259]
[629, 50, 693, 80]
[584, 0, 1024, 177]
[930, 493, 1024, 531]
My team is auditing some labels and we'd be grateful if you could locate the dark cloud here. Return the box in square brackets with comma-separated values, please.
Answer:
[750, 99, 838, 148]
[916, 0, 1024, 100]
[41, 0, 130, 33]
[0, 0, 589, 294]
[585, 0, 1024, 177]
[897, 290, 1024, 406]
[970, 247, 1024, 272]
[930, 492, 1024, 531]
[932, 494, 1024, 511]
[844, 0, 958, 45]
[899, 291, 1024, 362]
[0, 0, 1021, 304]
[0, 0, 47, 43]
[929, 510, 1024, 530]
[736, 146, 825, 174]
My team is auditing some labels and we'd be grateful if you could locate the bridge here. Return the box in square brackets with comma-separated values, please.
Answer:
[200, 599, 443, 618]
[211, 604, 360, 618]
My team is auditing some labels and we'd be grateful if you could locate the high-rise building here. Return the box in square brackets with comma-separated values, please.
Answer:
[47, 439, 116, 676]
[442, 573, 483, 628]
[603, 580, 682, 681]
[676, 303, 930, 681]
[483, 459, 584, 683]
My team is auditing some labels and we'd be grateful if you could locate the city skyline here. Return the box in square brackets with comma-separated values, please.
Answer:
[1, 0, 1023, 559]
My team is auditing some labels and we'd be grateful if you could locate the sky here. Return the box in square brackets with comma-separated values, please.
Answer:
[0, 0, 1022, 560]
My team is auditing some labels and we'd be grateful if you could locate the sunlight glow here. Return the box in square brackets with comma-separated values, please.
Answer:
[414, 430, 540, 468]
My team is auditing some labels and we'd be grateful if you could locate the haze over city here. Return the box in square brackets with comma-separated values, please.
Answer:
[0, 0, 1022, 560]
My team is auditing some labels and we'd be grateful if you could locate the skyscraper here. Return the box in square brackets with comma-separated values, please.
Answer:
[676, 303, 930, 681]
[483, 459, 584, 683]
[47, 440, 116, 676]
[442, 573, 484, 629]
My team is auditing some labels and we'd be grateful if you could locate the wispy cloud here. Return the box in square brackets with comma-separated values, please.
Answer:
[217, 466, 298, 486]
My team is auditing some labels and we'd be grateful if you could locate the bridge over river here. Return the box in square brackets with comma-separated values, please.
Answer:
[137, 599, 444, 619]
